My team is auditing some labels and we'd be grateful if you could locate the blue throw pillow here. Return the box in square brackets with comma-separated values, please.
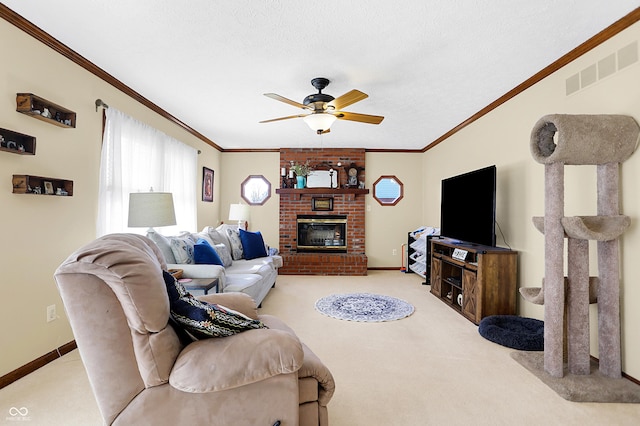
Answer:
[162, 270, 267, 338]
[239, 229, 268, 260]
[194, 238, 223, 265]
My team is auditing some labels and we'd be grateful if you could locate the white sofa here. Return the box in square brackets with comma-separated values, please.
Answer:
[147, 224, 282, 306]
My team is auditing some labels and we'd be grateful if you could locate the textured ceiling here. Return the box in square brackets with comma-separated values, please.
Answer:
[3, 1, 639, 150]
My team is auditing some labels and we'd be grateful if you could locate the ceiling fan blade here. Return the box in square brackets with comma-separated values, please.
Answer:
[264, 93, 312, 110]
[329, 89, 368, 110]
[259, 114, 306, 123]
[334, 111, 384, 125]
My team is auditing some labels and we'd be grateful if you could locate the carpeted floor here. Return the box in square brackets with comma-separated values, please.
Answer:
[1, 271, 640, 425]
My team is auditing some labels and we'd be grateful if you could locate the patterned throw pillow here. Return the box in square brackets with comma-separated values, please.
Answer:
[213, 244, 233, 267]
[162, 271, 267, 338]
[222, 227, 244, 260]
[169, 235, 195, 264]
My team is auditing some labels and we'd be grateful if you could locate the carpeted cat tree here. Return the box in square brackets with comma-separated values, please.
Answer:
[515, 114, 640, 402]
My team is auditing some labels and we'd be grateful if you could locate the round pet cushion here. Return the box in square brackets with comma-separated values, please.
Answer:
[478, 315, 544, 351]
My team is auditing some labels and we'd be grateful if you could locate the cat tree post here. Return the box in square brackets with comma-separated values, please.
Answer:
[543, 162, 565, 378]
[566, 237, 590, 375]
[597, 163, 622, 378]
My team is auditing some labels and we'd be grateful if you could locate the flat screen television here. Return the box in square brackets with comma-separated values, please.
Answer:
[440, 165, 496, 247]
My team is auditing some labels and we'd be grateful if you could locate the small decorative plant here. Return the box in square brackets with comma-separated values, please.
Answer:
[290, 161, 313, 177]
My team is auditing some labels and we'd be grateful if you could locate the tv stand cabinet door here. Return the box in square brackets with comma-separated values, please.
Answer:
[430, 257, 442, 297]
[462, 268, 478, 323]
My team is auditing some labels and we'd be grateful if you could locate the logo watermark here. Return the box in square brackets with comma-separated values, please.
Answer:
[6, 407, 31, 422]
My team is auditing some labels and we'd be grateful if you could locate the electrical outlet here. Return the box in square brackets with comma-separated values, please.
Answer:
[46, 304, 57, 323]
[392, 249, 397, 256]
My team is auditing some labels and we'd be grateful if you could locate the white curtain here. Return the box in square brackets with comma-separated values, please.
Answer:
[97, 107, 198, 237]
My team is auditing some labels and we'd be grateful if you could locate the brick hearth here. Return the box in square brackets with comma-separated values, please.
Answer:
[278, 148, 367, 275]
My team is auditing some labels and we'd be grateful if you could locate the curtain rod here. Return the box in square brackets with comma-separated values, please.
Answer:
[94, 98, 201, 154]
[95, 98, 109, 111]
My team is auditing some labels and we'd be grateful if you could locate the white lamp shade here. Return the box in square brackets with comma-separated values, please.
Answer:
[228, 203, 250, 222]
[128, 192, 177, 228]
[303, 113, 337, 132]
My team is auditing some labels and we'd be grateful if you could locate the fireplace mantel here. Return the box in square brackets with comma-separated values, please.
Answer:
[276, 187, 369, 200]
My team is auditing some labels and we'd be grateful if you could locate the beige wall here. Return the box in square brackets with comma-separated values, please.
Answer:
[218, 152, 281, 245]
[365, 152, 425, 267]
[0, 20, 220, 376]
[423, 22, 640, 378]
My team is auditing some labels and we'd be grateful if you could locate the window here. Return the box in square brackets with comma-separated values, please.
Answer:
[97, 107, 198, 236]
[373, 175, 404, 206]
[241, 175, 271, 205]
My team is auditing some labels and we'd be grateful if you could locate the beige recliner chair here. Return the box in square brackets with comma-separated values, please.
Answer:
[54, 233, 334, 426]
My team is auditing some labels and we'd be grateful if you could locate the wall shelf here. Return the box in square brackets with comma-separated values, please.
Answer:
[0, 128, 36, 155]
[12, 174, 73, 196]
[16, 93, 76, 128]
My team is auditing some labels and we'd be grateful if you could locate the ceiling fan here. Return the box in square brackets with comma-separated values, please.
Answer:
[260, 77, 384, 134]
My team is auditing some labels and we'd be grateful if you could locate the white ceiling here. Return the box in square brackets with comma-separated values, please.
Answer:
[3, 1, 639, 150]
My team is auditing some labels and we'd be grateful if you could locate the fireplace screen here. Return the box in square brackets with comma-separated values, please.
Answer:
[297, 215, 347, 252]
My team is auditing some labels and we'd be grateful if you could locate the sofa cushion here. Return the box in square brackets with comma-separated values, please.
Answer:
[224, 273, 263, 293]
[213, 243, 233, 267]
[163, 270, 266, 338]
[194, 239, 223, 265]
[239, 229, 268, 260]
[170, 234, 195, 264]
[225, 259, 275, 276]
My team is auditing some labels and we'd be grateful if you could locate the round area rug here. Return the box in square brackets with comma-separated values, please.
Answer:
[315, 293, 414, 322]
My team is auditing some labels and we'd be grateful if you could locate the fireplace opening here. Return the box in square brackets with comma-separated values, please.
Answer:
[297, 215, 347, 253]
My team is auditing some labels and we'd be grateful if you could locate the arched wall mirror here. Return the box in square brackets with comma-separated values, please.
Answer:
[372, 175, 404, 206]
[241, 175, 271, 205]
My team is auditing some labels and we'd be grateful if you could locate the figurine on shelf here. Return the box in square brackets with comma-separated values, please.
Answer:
[41, 108, 52, 119]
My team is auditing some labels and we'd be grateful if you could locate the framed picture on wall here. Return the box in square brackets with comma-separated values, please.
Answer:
[312, 197, 333, 211]
[202, 167, 214, 202]
[44, 181, 54, 195]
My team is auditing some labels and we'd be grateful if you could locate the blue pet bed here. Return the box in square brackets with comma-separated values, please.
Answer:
[478, 315, 544, 351]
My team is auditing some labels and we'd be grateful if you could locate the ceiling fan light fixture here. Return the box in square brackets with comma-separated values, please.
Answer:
[303, 113, 337, 133]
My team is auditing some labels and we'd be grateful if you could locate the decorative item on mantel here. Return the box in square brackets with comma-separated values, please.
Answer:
[345, 163, 364, 188]
[290, 161, 313, 189]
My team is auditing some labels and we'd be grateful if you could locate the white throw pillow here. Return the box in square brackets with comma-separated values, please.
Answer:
[146, 231, 176, 264]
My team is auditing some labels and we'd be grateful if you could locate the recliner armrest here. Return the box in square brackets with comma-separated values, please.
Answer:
[169, 328, 303, 393]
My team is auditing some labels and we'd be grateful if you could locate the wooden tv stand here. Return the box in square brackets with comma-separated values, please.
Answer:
[430, 238, 517, 325]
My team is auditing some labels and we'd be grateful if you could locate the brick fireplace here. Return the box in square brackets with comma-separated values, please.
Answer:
[277, 148, 367, 275]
